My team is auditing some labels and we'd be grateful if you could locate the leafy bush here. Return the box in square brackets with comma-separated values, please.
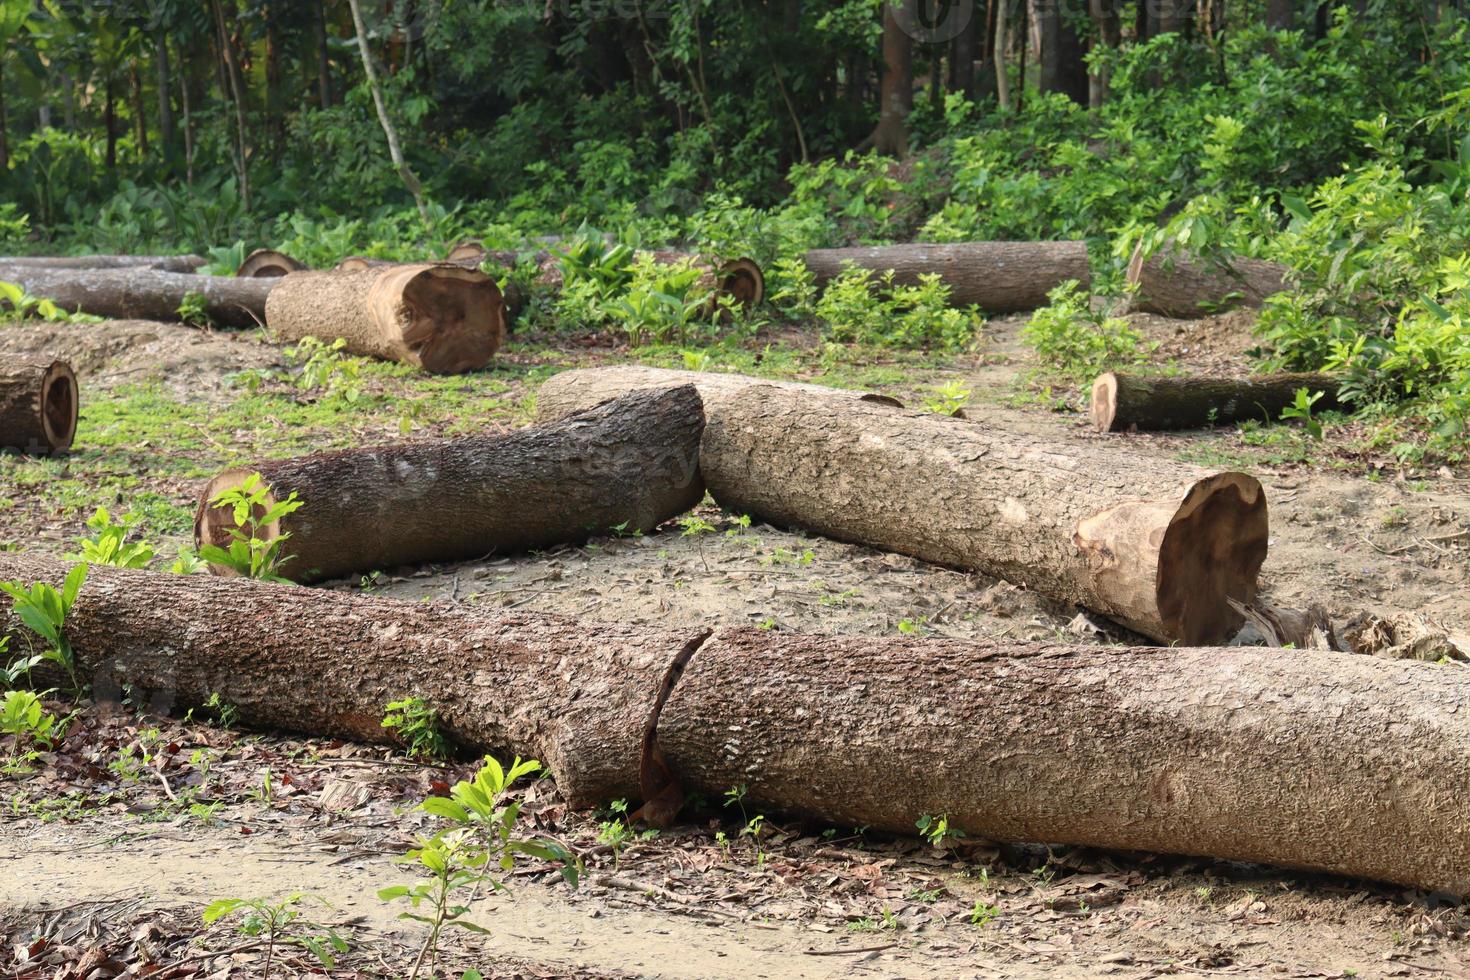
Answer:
[1022, 281, 1153, 381]
[815, 266, 979, 349]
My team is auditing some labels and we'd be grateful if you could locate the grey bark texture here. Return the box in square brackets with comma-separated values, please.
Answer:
[0, 254, 205, 273]
[801, 241, 1091, 313]
[1126, 243, 1291, 318]
[196, 384, 707, 583]
[1092, 371, 1345, 432]
[534, 367, 1267, 645]
[265, 264, 506, 374]
[0, 263, 270, 327]
[0, 357, 78, 455]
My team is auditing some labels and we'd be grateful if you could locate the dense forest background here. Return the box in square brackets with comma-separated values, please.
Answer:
[0, 0, 1467, 459]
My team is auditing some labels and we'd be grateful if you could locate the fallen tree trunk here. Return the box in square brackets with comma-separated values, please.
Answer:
[0, 264, 271, 327]
[265, 264, 506, 374]
[237, 249, 305, 278]
[536, 368, 1267, 644]
[0, 553, 701, 808]
[195, 384, 706, 583]
[0, 254, 205, 273]
[0, 358, 79, 455]
[1126, 243, 1291, 318]
[1092, 371, 1346, 432]
[801, 241, 1090, 313]
[654, 628, 1470, 894]
[333, 256, 395, 272]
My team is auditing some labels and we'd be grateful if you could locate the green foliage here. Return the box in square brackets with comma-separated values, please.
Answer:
[1281, 388, 1327, 441]
[969, 900, 1000, 928]
[0, 690, 64, 753]
[73, 507, 156, 569]
[723, 783, 769, 868]
[1022, 281, 1152, 382]
[283, 337, 366, 403]
[916, 813, 964, 847]
[0, 563, 87, 698]
[381, 696, 449, 760]
[0, 279, 71, 321]
[814, 266, 980, 349]
[197, 473, 304, 582]
[176, 291, 211, 327]
[203, 893, 350, 976]
[922, 381, 971, 416]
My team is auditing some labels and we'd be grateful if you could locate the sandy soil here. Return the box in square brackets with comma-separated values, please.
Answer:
[1, 313, 1467, 978]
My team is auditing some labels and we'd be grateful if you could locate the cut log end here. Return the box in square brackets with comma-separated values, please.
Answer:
[445, 240, 487, 263]
[1091, 372, 1121, 432]
[717, 258, 765, 308]
[1157, 473, 1269, 645]
[194, 468, 285, 577]
[238, 249, 305, 278]
[371, 265, 506, 374]
[29, 360, 80, 454]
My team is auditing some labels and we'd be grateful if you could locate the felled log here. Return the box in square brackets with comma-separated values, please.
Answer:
[1092, 371, 1345, 432]
[195, 385, 706, 583]
[0, 254, 205, 273]
[333, 256, 395, 272]
[801, 241, 1091, 313]
[0, 553, 701, 808]
[265, 264, 505, 374]
[1126, 243, 1290, 318]
[237, 249, 305, 278]
[0, 264, 271, 327]
[655, 628, 1470, 894]
[0, 358, 79, 455]
[536, 368, 1267, 645]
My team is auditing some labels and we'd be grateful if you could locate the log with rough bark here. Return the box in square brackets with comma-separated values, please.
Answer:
[0, 254, 206, 273]
[237, 249, 305, 278]
[1126, 242, 1291, 318]
[801, 241, 1091, 313]
[0, 553, 702, 808]
[265, 264, 506, 374]
[654, 629, 1470, 894]
[536, 367, 1267, 645]
[0, 358, 79, 455]
[0, 264, 272, 327]
[1092, 371, 1345, 432]
[195, 384, 706, 583]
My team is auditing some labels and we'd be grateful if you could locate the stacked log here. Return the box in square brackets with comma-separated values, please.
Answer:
[237, 249, 306, 278]
[265, 264, 506, 374]
[0, 358, 79, 455]
[0, 254, 206, 273]
[1092, 372, 1346, 432]
[801, 241, 1091, 313]
[0, 264, 271, 327]
[195, 385, 706, 583]
[1126, 242, 1291, 318]
[535, 367, 1268, 645]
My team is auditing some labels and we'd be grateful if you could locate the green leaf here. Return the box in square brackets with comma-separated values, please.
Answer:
[419, 797, 470, 824]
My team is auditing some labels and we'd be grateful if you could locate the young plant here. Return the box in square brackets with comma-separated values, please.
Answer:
[202, 893, 350, 977]
[284, 336, 364, 402]
[0, 279, 70, 321]
[679, 514, 718, 572]
[923, 381, 972, 416]
[1280, 387, 1326, 440]
[1022, 281, 1153, 382]
[197, 473, 304, 582]
[723, 784, 769, 869]
[1, 563, 87, 698]
[916, 812, 965, 848]
[73, 507, 156, 569]
[177, 291, 211, 327]
[0, 689, 64, 762]
[381, 696, 450, 760]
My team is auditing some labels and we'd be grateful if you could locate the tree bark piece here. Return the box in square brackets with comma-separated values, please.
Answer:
[0, 254, 206, 273]
[0, 358, 78, 455]
[1092, 371, 1345, 432]
[265, 264, 506, 374]
[801, 241, 1091, 313]
[0, 264, 271, 328]
[195, 384, 706, 583]
[654, 628, 1470, 895]
[1126, 243, 1290, 318]
[0, 553, 702, 808]
[536, 368, 1267, 645]
[237, 248, 305, 278]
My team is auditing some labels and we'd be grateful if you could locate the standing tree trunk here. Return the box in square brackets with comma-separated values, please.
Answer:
[1038, 0, 1089, 103]
[196, 385, 706, 583]
[1089, 0, 1122, 106]
[995, 0, 1012, 109]
[211, 0, 252, 210]
[872, 2, 913, 155]
[1265, 0, 1293, 30]
[0, 58, 8, 172]
[104, 75, 117, 171]
[264, 265, 506, 374]
[0, 358, 79, 456]
[948, 6, 977, 99]
[314, 0, 334, 108]
[154, 32, 175, 158]
[130, 62, 148, 159]
[347, 0, 431, 225]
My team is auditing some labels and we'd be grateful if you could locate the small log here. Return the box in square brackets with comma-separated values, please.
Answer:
[0, 553, 702, 808]
[1092, 371, 1345, 432]
[536, 367, 1267, 645]
[265, 264, 506, 374]
[0, 264, 271, 327]
[0, 254, 206, 273]
[1126, 242, 1290, 318]
[195, 385, 706, 583]
[801, 241, 1091, 313]
[0, 358, 79, 455]
[654, 629, 1470, 894]
[237, 249, 306, 278]
[445, 239, 488, 262]
[333, 256, 395, 272]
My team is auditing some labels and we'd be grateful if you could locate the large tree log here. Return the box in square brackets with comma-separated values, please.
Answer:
[265, 264, 506, 374]
[535, 367, 1267, 645]
[655, 629, 1470, 894]
[800, 241, 1091, 313]
[195, 385, 706, 583]
[1126, 243, 1290, 318]
[0, 358, 79, 455]
[0, 254, 205, 273]
[1092, 371, 1346, 432]
[0, 264, 272, 327]
[237, 248, 305, 278]
[0, 554, 701, 808]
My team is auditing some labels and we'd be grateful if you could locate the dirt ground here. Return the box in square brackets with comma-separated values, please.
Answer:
[1, 311, 1467, 978]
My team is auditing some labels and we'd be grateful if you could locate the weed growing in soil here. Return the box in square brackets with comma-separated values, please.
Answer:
[380, 696, 450, 760]
[1022, 281, 1153, 382]
[74, 507, 156, 569]
[724, 783, 769, 869]
[1, 563, 87, 698]
[202, 893, 350, 976]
